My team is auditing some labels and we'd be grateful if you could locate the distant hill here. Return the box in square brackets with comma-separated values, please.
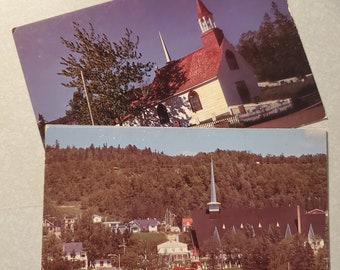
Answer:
[44, 145, 327, 221]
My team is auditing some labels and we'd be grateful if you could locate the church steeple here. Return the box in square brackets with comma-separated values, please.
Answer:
[196, 0, 216, 33]
[207, 155, 221, 213]
[158, 32, 171, 63]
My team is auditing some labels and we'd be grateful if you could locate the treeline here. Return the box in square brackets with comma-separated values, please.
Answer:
[237, 2, 311, 81]
[44, 144, 327, 220]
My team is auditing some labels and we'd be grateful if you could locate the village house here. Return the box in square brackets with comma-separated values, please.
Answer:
[103, 221, 129, 234]
[92, 214, 103, 223]
[92, 258, 114, 269]
[62, 242, 88, 270]
[43, 217, 61, 236]
[157, 237, 191, 263]
[129, 218, 159, 233]
[182, 218, 193, 233]
[63, 216, 77, 231]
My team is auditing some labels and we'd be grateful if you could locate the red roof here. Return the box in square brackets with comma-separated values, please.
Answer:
[149, 44, 222, 102]
[196, 0, 212, 19]
[182, 217, 193, 226]
[191, 206, 326, 248]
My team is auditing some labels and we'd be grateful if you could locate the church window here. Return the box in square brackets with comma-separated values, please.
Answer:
[235, 81, 251, 104]
[157, 104, 170, 125]
[225, 50, 239, 70]
[188, 91, 203, 112]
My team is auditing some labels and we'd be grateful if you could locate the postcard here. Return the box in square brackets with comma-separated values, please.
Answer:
[42, 126, 328, 269]
[13, 0, 326, 139]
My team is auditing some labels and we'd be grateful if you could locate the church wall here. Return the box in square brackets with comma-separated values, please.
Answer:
[217, 40, 261, 106]
[161, 79, 231, 126]
[187, 79, 230, 124]
[128, 79, 231, 127]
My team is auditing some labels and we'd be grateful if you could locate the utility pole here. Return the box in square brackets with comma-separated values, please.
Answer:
[80, 70, 95, 126]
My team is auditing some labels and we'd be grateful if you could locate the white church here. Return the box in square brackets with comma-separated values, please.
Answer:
[130, 0, 263, 128]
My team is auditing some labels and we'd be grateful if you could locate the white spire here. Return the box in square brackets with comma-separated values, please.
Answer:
[207, 155, 221, 213]
[158, 32, 171, 63]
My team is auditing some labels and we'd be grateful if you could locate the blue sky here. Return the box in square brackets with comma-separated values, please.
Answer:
[13, 0, 290, 122]
[45, 126, 327, 157]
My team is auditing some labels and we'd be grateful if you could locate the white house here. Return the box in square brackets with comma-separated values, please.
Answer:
[92, 214, 103, 223]
[157, 238, 191, 262]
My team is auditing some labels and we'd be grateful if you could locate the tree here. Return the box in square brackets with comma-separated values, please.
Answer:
[242, 239, 271, 270]
[42, 234, 83, 270]
[73, 211, 115, 264]
[237, 1, 311, 81]
[59, 22, 154, 125]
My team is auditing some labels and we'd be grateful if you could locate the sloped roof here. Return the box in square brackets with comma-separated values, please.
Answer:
[134, 218, 159, 230]
[149, 45, 222, 103]
[191, 206, 326, 248]
[196, 0, 212, 19]
[158, 240, 188, 249]
[182, 217, 193, 227]
[63, 242, 83, 254]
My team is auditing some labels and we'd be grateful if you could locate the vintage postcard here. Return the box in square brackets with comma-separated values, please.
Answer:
[13, 0, 325, 138]
[42, 126, 328, 269]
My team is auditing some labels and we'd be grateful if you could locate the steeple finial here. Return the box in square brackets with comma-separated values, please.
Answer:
[196, 0, 216, 33]
[207, 155, 221, 213]
[158, 32, 171, 63]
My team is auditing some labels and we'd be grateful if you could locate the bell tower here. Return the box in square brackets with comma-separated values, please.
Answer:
[196, 0, 216, 33]
[196, 0, 224, 47]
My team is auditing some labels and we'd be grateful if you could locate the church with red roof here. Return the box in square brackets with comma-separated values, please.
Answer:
[190, 158, 327, 258]
[131, 0, 261, 127]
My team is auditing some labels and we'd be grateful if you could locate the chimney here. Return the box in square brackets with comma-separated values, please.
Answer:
[297, 205, 302, 234]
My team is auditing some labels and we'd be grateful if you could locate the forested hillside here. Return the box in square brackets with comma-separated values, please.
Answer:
[44, 144, 327, 220]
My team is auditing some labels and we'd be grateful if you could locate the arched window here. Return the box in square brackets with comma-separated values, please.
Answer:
[225, 50, 239, 70]
[157, 104, 170, 125]
[188, 91, 203, 112]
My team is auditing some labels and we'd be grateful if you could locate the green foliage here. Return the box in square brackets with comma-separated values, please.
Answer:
[44, 145, 327, 221]
[59, 22, 154, 125]
[242, 239, 271, 270]
[71, 210, 124, 264]
[42, 234, 84, 270]
[237, 2, 311, 81]
[43, 143, 328, 270]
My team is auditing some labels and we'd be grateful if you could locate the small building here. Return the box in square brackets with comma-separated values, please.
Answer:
[92, 214, 103, 223]
[43, 217, 61, 235]
[93, 259, 114, 269]
[103, 221, 120, 230]
[103, 221, 129, 234]
[157, 238, 191, 263]
[182, 218, 193, 232]
[130, 218, 159, 233]
[62, 242, 88, 270]
[63, 216, 77, 231]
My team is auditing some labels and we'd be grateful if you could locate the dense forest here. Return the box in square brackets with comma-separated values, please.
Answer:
[44, 144, 327, 221]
